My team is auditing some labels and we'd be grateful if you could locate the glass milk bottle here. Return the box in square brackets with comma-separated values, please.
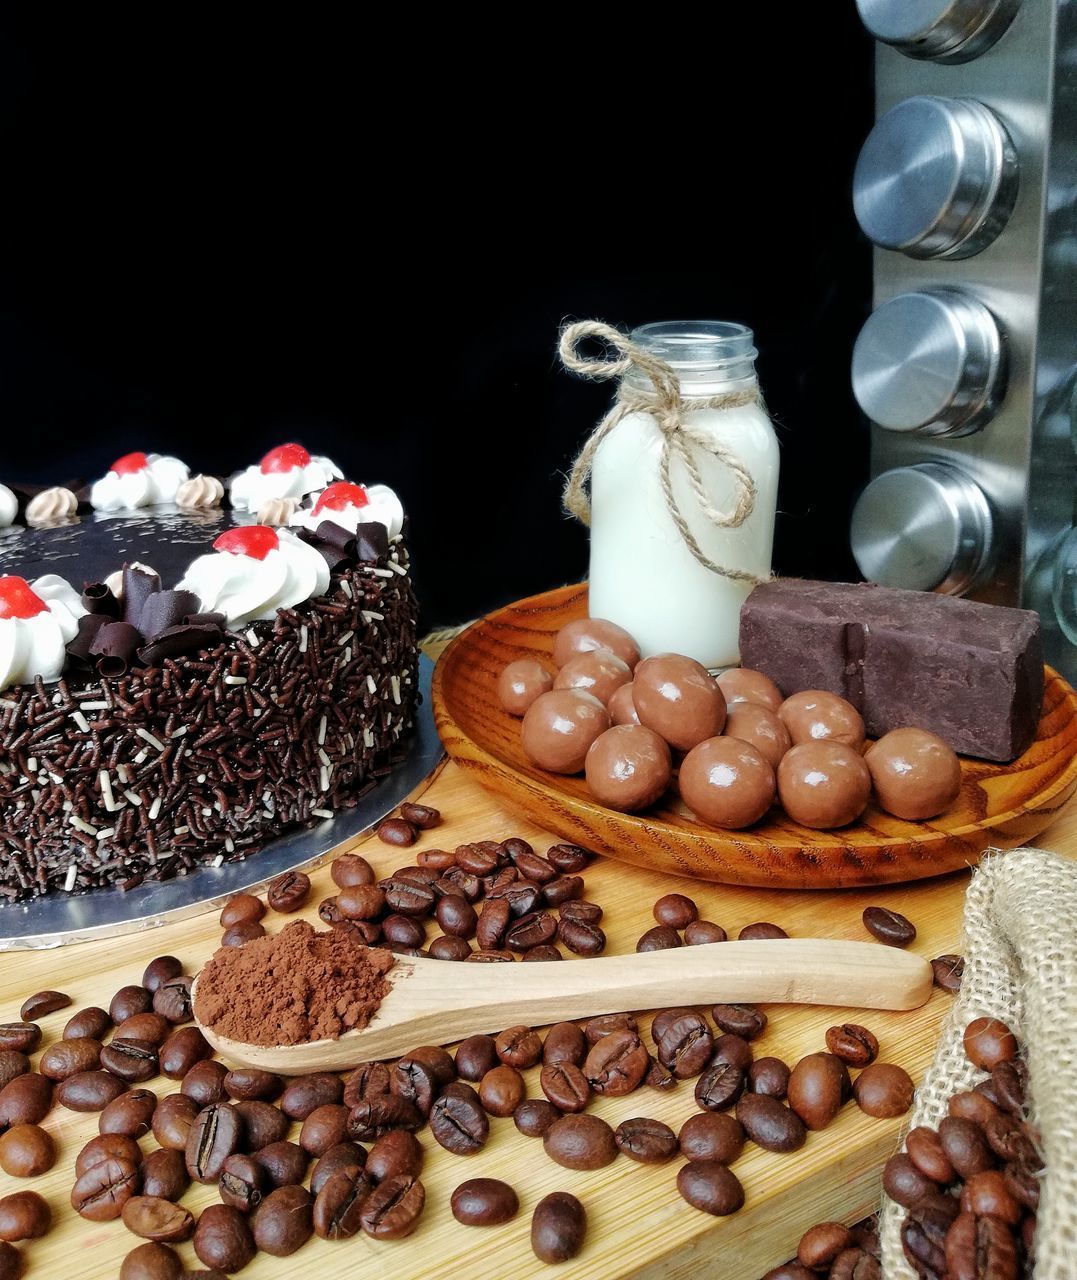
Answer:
[586, 321, 779, 668]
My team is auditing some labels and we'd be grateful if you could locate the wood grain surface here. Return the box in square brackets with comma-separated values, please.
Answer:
[1, 744, 1074, 1277]
[433, 583, 1077, 888]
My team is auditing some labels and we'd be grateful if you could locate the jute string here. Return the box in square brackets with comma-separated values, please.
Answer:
[558, 320, 768, 586]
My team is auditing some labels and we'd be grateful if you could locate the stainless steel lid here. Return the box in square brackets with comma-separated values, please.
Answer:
[856, 0, 1020, 63]
[850, 462, 993, 593]
[851, 289, 1006, 436]
[853, 96, 1018, 259]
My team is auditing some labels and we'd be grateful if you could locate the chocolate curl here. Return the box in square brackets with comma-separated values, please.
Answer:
[137, 622, 223, 667]
[89, 621, 142, 677]
[354, 523, 389, 565]
[80, 582, 120, 618]
[314, 543, 352, 572]
[138, 589, 200, 641]
[66, 613, 111, 664]
[122, 565, 161, 628]
[313, 519, 358, 554]
[184, 611, 226, 629]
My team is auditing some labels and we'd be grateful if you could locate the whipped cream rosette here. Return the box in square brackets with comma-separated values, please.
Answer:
[177, 525, 330, 627]
[90, 452, 190, 512]
[229, 443, 342, 513]
[290, 480, 404, 539]
[0, 574, 86, 690]
[0, 484, 18, 528]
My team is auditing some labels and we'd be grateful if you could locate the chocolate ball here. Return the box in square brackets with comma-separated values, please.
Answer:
[521, 689, 611, 774]
[553, 618, 640, 671]
[498, 659, 554, 717]
[679, 737, 776, 829]
[865, 727, 962, 820]
[716, 668, 783, 713]
[777, 741, 871, 829]
[554, 650, 632, 705]
[778, 690, 866, 751]
[722, 703, 792, 770]
[608, 683, 640, 726]
[585, 725, 672, 812]
[633, 655, 727, 753]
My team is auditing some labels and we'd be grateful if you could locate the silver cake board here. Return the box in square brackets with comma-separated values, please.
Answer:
[0, 655, 443, 950]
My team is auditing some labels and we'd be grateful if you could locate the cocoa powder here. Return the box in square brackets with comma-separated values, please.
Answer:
[194, 922, 394, 1046]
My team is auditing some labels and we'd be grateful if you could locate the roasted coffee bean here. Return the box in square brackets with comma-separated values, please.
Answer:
[331, 853, 375, 888]
[336, 884, 386, 921]
[514, 1098, 560, 1137]
[963, 1017, 1018, 1071]
[221, 921, 266, 947]
[496, 1025, 543, 1069]
[233, 1099, 290, 1151]
[539, 1062, 590, 1112]
[614, 1116, 678, 1163]
[300, 1104, 351, 1156]
[531, 1190, 586, 1263]
[543, 1113, 617, 1170]
[852, 1062, 914, 1118]
[360, 1172, 426, 1239]
[657, 1012, 714, 1078]
[0, 1190, 50, 1240]
[543, 1021, 587, 1067]
[636, 924, 682, 952]
[159, 1027, 212, 1079]
[142, 955, 184, 993]
[382, 914, 426, 948]
[0, 1124, 54, 1177]
[310, 1141, 367, 1195]
[381, 877, 436, 916]
[984, 1112, 1037, 1167]
[119, 1241, 183, 1280]
[584, 1030, 649, 1095]
[428, 934, 473, 960]
[193, 1204, 256, 1273]
[546, 843, 591, 873]
[653, 892, 698, 928]
[695, 1063, 746, 1112]
[101, 1039, 159, 1084]
[70, 1155, 141, 1221]
[399, 801, 441, 829]
[797, 1222, 855, 1270]
[711, 1033, 754, 1073]
[100, 1088, 157, 1138]
[0, 1073, 51, 1127]
[748, 1056, 791, 1099]
[114, 1013, 171, 1046]
[20, 990, 71, 1021]
[585, 1013, 638, 1044]
[0, 1024, 41, 1053]
[378, 817, 419, 847]
[280, 1071, 344, 1120]
[949, 1089, 1002, 1127]
[152, 1093, 200, 1150]
[436, 894, 478, 940]
[930, 954, 965, 994]
[267, 870, 311, 913]
[251, 1183, 314, 1257]
[711, 1003, 767, 1040]
[451, 1176, 520, 1228]
[677, 1160, 745, 1216]
[825, 1023, 879, 1067]
[439, 866, 486, 903]
[938, 1115, 995, 1178]
[500, 836, 535, 863]
[1003, 1161, 1040, 1211]
[57, 1069, 127, 1111]
[828, 1248, 881, 1280]
[429, 1083, 489, 1154]
[318, 897, 345, 926]
[63, 1007, 110, 1041]
[505, 910, 557, 951]
[343, 1060, 392, 1105]
[960, 1169, 1020, 1223]
[347, 1095, 424, 1142]
[474, 899, 510, 951]
[110, 985, 153, 1024]
[558, 901, 603, 927]
[761, 1266, 817, 1280]
[0, 1053, 28, 1092]
[121, 1195, 195, 1243]
[186, 1103, 242, 1183]
[152, 977, 193, 1025]
[454, 843, 502, 876]
[483, 867, 519, 898]
[862, 905, 915, 946]
[181, 1060, 228, 1107]
[787, 1053, 850, 1130]
[905, 1126, 955, 1185]
[512, 851, 558, 884]
[389, 1058, 439, 1118]
[313, 1167, 371, 1239]
[40, 1036, 102, 1080]
[735, 1093, 806, 1152]
[684, 920, 728, 944]
[141, 1148, 189, 1202]
[480, 1064, 526, 1117]
[365, 1129, 424, 1183]
[522, 945, 563, 961]
[944, 1209, 1018, 1280]
[678, 1112, 745, 1165]
[220, 894, 265, 927]
[543, 875, 585, 907]
[883, 1152, 939, 1208]
[252, 1140, 309, 1188]
[738, 921, 788, 940]
[0, 1243, 18, 1280]
[990, 1061, 1027, 1116]
[76, 1133, 142, 1177]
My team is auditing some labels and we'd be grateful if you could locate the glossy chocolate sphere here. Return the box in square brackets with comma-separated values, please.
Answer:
[777, 741, 871, 829]
[866, 727, 962, 820]
[553, 618, 640, 671]
[779, 690, 866, 751]
[608, 682, 640, 726]
[723, 703, 792, 770]
[521, 689, 611, 774]
[554, 649, 632, 705]
[679, 737, 776, 829]
[498, 659, 554, 717]
[633, 654, 727, 753]
[716, 668, 783, 713]
[585, 725, 672, 812]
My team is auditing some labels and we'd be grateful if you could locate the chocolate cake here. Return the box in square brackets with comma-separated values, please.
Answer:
[0, 448, 419, 901]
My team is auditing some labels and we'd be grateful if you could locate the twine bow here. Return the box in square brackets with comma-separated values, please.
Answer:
[559, 320, 767, 586]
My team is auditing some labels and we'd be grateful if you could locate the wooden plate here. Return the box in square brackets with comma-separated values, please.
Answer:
[432, 583, 1077, 888]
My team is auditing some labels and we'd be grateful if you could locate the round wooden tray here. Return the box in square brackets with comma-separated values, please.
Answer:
[432, 583, 1077, 888]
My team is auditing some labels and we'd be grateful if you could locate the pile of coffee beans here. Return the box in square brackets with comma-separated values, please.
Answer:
[762, 1217, 883, 1278]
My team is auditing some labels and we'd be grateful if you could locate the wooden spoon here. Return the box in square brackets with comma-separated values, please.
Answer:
[194, 939, 933, 1073]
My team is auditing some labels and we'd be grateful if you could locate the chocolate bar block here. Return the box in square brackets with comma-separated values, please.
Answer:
[739, 580, 1044, 762]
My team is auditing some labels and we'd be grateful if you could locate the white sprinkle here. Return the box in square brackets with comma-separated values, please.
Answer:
[170, 726, 188, 739]
[62, 799, 72, 812]
[99, 771, 116, 811]
[30, 789, 40, 802]
[361, 610, 384, 623]
[79, 699, 109, 711]
[212, 854, 224, 868]
[149, 797, 162, 820]
[372, 567, 394, 578]
[224, 837, 235, 852]
[253, 708, 262, 717]
[390, 534, 403, 544]
[312, 808, 333, 819]
[72, 711, 90, 733]
[202, 807, 212, 816]
[0, 699, 16, 711]
[344, 646, 352, 663]
[184, 749, 193, 757]
[340, 580, 352, 598]
[124, 790, 142, 807]
[246, 628, 261, 647]
[136, 728, 165, 751]
[223, 675, 247, 686]
[174, 825, 189, 835]
[117, 764, 130, 784]
[299, 625, 308, 654]
[320, 765, 330, 792]
[390, 561, 407, 575]
[366, 675, 377, 695]
[69, 815, 98, 836]
[133, 749, 147, 765]
[196, 774, 206, 784]
[345, 734, 354, 750]
[336, 631, 354, 646]
[390, 675, 401, 706]
[262, 809, 273, 820]
[63, 865, 77, 892]
[26, 758, 37, 773]
[49, 773, 63, 785]
[363, 728, 375, 748]
[214, 801, 223, 813]
[95, 827, 114, 841]
[317, 747, 332, 767]
[262, 789, 273, 806]
[317, 715, 327, 746]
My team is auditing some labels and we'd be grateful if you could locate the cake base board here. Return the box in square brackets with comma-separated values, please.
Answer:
[0, 656, 441, 949]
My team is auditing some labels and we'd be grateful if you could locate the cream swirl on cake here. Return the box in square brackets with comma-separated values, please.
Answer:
[25, 487, 78, 527]
[290, 480, 404, 539]
[0, 575, 86, 691]
[175, 474, 224, 510]
[229, 443, 342, 513]
[0, 485, 17, 528]
[90, 452, 190, 512]
[177, 525, 330, 627]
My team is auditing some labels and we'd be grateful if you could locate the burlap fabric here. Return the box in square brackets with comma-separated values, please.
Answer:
[880, 847, 1077, 1278]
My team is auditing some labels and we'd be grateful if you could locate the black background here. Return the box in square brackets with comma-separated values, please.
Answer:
[4, 11, 875, 630]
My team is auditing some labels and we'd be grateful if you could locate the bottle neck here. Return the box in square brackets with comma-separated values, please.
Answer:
[623, 362, 759, 400]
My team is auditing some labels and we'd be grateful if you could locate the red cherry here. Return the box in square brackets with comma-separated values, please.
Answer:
[213, 526, 280, 561]
[111, 451, 149, 475]
[0, 577, 49, 620]
[313, 482, 369, 515]
[260, 443, 312, 474]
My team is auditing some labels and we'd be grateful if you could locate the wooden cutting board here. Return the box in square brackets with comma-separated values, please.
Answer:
[1, 758, 1072, 1279]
